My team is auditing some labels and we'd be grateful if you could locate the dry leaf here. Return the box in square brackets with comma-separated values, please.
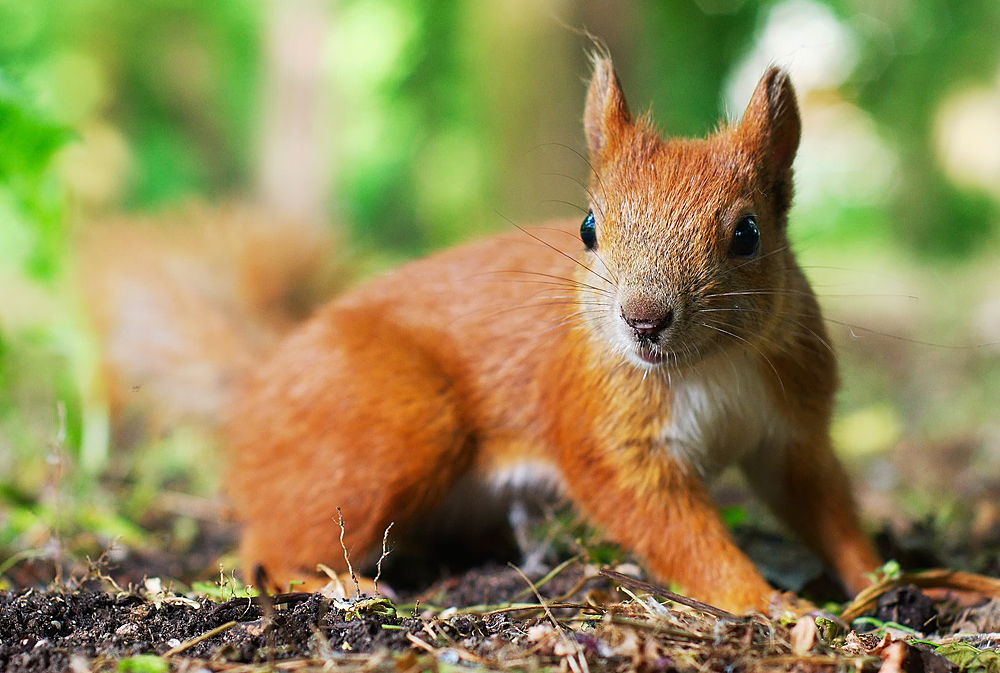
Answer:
[845, 630, 891, 655]
[879, 642, 910, 673]
[791, 616, 817, 655]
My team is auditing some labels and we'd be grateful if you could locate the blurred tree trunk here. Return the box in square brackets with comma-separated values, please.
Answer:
[257, 0, 332, 226]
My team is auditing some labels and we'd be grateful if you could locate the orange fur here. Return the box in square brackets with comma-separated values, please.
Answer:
[92, 57, 880, 614]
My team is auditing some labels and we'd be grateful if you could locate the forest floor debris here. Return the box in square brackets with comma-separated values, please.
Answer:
[4, 545, 1000, 673]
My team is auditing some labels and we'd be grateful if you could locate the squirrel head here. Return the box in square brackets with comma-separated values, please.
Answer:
[578, 54, 802, 370]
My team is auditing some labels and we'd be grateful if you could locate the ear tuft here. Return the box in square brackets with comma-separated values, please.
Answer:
[584, 54, 631, 160]
[740, 67, 801, 176]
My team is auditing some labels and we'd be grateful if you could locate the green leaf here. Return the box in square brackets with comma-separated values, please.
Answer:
[864, 559, 902, 584]
[0, 74, 70, 183]
[115, 655, 168, 673]
[720, 505, 747, 528]
[934, 642, 1000, 673]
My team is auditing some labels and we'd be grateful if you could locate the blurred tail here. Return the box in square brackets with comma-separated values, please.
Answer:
[78, 202, 346, 438]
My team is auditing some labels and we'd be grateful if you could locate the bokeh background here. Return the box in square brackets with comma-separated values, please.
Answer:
[2, 0, 1000, 583]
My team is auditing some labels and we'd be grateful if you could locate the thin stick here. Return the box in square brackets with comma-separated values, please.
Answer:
[406, 632, 485, 665]
[480, 602, 605, 616]
[163, 620, 238, 657]
[374, 522, 394, 596]
[510, 563, 590, 673]
[553, 573, 595, 603]
[406, 632, 438, 655]
[604, 616, 714, 642]
[514, 554, 580, 600]
[336, 507, 361, 597]
[599, 569, 743, 622]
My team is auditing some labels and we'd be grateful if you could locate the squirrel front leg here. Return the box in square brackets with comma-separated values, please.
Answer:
[742, 432, 881, 597]
[560, 444, 774, 614]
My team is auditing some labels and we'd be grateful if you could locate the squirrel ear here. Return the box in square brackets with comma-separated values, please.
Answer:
[739, 67, 801, 176]
[584, 55, 631, 160]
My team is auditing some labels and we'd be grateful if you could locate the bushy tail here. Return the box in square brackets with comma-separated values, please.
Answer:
[78, 202, 345, 436]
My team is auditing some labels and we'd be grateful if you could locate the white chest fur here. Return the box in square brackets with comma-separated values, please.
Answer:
[661, 352, 794, 478]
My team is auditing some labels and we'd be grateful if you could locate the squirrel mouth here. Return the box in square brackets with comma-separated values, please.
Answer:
[636, 344, 665, 365]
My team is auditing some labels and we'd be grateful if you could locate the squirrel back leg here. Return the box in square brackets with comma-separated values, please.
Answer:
[226, 306, 471, 590]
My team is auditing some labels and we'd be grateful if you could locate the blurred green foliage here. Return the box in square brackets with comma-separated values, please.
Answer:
[0, 59, 75, 510]
[5, 0, 998, 260]
[0, 77, 68, 279]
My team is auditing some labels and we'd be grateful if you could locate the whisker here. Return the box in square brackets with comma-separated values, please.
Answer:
[608, 356, 632, 378]
[523, 221, 622, 286]
[494, 211, 616, 287]
[534, 322, 590, 341]
[716, 341, 741, 397]
[698, 319, 786, 398]
[535, 310, 610, 338]
[714, 245, 789, 281]
[471, 269, 611, 297]
[450, 297, 609, 327]
[539, 173, 605, 218]
[820, 315, 998, 350]
[798, 265, 903, 283]
[528, 141, 610, 205]
[539, 199, 589, 215]
[482, 278, 610, 295]
[510, 286, 606, 307]
[588, 244, 620, 285]
[698, 306, 836, 357]
[519, 217, 622, 288]
[702, 304, 996, 350]
[516, 225, 621, 285]
[452, 301, 607, 324]
[705, 289, 919, 301]
[522, 226, 582, 240]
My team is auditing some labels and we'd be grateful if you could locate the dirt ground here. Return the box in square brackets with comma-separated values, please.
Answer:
[5, 517, 1000, 673]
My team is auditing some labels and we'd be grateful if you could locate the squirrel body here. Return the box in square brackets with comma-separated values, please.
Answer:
[92, 56, 880, 613]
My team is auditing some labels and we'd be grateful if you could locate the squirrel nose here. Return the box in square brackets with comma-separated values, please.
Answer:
[622, 307, 674, 338]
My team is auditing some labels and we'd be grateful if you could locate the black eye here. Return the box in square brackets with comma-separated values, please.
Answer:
[580, 210, 597, 250]
[729, 215, 759, 257]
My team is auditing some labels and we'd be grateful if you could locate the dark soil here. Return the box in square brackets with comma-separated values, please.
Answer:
[4, 517, 1000, 672]
[409, 561, 614, 608]
[5, 577, 990, 673]
[1, 557, 998, 673]
[0, 583, 575, 672]
[1, 589, 402, 671]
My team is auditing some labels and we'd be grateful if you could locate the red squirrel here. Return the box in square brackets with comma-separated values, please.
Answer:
[89, 55, 880, 613]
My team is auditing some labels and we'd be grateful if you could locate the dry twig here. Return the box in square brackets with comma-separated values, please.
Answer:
[510, 562, 590, 673]
[163, 620, 238, 657]
[336, 507, 361, 597]
[374, 522, 393, 596]
[599, 569, 743, 621]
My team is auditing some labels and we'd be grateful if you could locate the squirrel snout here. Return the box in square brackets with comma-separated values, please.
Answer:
[622, 304, 674, 339]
